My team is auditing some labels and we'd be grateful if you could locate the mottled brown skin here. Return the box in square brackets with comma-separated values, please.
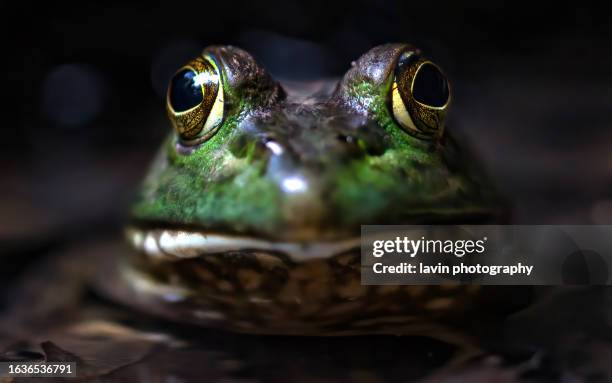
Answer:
[118, 249, 528, 336]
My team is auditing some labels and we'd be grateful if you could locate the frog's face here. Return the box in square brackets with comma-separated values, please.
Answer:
[129, 44, 501, 259]
[113, 44, 520, 334]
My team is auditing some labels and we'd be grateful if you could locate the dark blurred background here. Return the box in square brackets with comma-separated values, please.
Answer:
[1, 1, 611, 274]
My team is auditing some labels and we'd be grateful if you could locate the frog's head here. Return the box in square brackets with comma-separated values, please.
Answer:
[128, 44, 502, 260]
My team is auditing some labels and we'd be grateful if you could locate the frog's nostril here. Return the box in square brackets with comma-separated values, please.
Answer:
[336, 134, 356, 144]
[337, 133, 385, 157]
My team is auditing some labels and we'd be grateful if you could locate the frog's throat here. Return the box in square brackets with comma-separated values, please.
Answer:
[126, 227, 360, 263]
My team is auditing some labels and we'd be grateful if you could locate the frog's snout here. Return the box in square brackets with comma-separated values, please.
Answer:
[223, 107, 391, 238]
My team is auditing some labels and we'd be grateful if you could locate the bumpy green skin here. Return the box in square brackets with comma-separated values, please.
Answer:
[131, 44, 501, 241]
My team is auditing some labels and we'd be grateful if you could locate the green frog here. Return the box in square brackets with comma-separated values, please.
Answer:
[107, 43, 526, 335]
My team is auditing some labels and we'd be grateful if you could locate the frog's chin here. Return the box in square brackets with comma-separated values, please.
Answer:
[125, 227, 361, 263]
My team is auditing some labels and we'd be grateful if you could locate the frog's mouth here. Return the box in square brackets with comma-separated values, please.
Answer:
[126, 227, 361, 263]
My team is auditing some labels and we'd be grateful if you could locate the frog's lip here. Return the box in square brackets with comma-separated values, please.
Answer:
[125, 227, 361, 263]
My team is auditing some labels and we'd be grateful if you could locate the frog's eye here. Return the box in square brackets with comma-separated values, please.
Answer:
[391, 51, 450, 139]
[166, 56, 224, 144]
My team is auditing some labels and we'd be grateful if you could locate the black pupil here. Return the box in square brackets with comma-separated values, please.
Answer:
[412, 63, 449, 107]
[169, 69, 203, 112]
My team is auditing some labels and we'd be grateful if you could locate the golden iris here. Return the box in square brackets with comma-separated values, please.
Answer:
[166, 55, 224, 143]
[391, 51, 451, 139]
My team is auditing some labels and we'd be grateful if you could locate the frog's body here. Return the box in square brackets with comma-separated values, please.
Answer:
[108, 44, 527, 335]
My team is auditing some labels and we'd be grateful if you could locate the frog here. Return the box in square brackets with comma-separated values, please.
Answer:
[104, 43, 529, 336]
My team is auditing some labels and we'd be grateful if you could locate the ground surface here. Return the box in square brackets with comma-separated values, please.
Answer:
[1, 239, 612, 382]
